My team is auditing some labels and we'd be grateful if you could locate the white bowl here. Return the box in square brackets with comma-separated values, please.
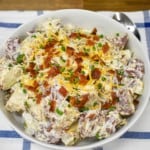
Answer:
[0, 9, 150, 150]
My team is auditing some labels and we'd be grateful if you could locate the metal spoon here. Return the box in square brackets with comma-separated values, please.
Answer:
[112, 12, 141, 41]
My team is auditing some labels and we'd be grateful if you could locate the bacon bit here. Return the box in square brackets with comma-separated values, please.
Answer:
[87, 114, 96, 120]
[80, 94, 89, 107]
[86, 39, 95, 46]
[79, 74, 88, 85]
[43, 55, 51, 69]
[111, 92, 117, 101]
[75, 52, 86, 57]
[70, 94, 89, 108]
[99, 58, 105, 65]
[25, 80, 39, 92]
[102, 93, 117, 109]
[70, 75, 79, 84]
[91, 54, 99, 61]
[66, 46, 74, 56]
[93, 35, 100, 41]
[91, 68, 101, 79]
[48, 66, 60, 77]
[116, 74, 123, 82]
[36, 93, 42, 104]
[102, 42, 109, 54]
[75, 57, 83, 64]
[45, 40, 57, 51]
[66, 59, 70, 66]
[80, 33, 89, 38]
[91, 28, 97, 35]
[49, 100, 56, 112]
[26, 62, 37, 77]
[102, 100, 116, 109]
[43, 81, 49, 88]
[74, 65, 83, 75]
[108, 70, 116, 75]
[44, 90, 51, 97]
[69, 32, 78, 38]
[59, 86, 68, 97]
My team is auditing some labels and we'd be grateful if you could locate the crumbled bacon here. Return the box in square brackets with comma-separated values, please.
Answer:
[42, 55, 52, 69]
[48, 66, 60, 77]
[45, 39, 57, 51]
[108, 70, 116, 75]
[91, 68, 101, 79]
[91, 28, 97, 35]
[93, 35, 100, 41]
[102, 42, 109, 53]
[66, 46, 74, 56]
[59, 86, 68, 97]
[36, 93, 42, 104]
[102, 96, 117, 109]
[75, 57, 83, 64]
[70, 94, 89, 108]
[91, 54, 99, 61]
[69, 32, 78, 38]
[79, 74, 88, 85]
[49, 100, 56, 112]
[25, 80, 39, 92]
[26, 62, 37, 77]
[86, 40, 95, 46]
[87, 113, 96, 120]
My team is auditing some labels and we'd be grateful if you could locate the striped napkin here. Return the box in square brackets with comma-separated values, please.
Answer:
[0, 10, 150, 150]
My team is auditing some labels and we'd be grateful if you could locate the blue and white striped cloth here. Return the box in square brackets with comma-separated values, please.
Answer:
[0, 10, 150, 150]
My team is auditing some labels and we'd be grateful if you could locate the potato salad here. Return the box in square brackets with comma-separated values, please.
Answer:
[0, 19, 144, 145]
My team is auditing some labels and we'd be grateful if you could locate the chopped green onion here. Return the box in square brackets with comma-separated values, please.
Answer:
[23, 88, 27, 93]
[61, 45, 66, 51]
[97, 83, 102, 89]
[83, 48, 90, 54]
[90, 65, 95, 71]
[68, 104, 71, 107]
[60, 56, 66, 63]
[116, 33, 120, 36]
[56, 108, 63, 116]
[24, 101, 30, 109]
[39, 72, 44, 77]
[39, 44, 44, 49]
[93, 46, 96, 51]
[95, 132, 100, 139]
[93, 102, 98, 107]
[99, 34, 104, 38]
[8, 63, 13, 68]
[79, 107, 89, 112]
[109, 106, 116, 111]
[60, 67, 65, 73]
[16, 54, 25, 64]
[98, 43, 102, 47]
[117, 69, 124, 76]
[101, 76, 106, 81]
[73, 77, 79, 84]
[31, 35, 36, 38]
[81, 70, 85, 75]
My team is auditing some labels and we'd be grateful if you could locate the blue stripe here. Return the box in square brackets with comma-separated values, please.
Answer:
[121, 131, 150, 139]
[135, 22, 150, 28]
[37, 10, 44, 16]
[0, 130, 21, 138]
[1, 130, 150, 139]
[0, 22, 22, 28]
[23, 139, 31, 150]
[143, 11, 150, 58]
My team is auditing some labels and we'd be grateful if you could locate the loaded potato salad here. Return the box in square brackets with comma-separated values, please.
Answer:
[0, 19, 144, 145]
